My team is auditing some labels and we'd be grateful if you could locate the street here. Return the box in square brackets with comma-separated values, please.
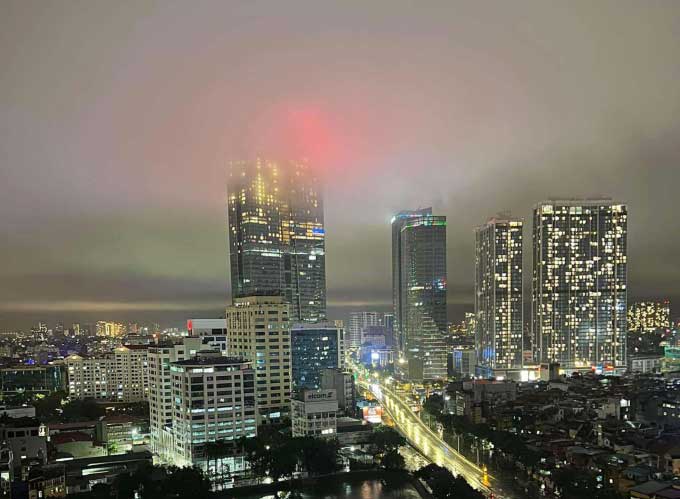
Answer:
[355, 373, 513, 499]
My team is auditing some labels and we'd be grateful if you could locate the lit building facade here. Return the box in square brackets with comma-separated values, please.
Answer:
[347, 312, 382, 350]
[148, 337, 205, 456]
[475, 217, 524, 372]
[291, 389, 338, 438]
[225, 296, 291, 423]
[532, 199, 627, 369]
[95, 321, 125, 338]
[291, 323, 344, 391]
[628, 300, 671, 333]
[227, 159, 326, 323]
[169, 353, 256, 485]
[392, 209, 447, 380]
[65, 346, 149, 402]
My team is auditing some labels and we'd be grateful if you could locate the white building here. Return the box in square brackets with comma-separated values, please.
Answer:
[188, 319, 229, 355]
[226, 296, 291, 424]
[65, 345, 149, 402]
[291, 389, 338, 438]
[169, 352, 256, 483]
[147, 337, 205, 456]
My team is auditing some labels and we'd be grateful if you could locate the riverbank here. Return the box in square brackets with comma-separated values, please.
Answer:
[215, 469, 432, 499]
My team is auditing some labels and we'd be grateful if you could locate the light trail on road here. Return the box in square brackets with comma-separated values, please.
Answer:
[356, 375, 512, 499]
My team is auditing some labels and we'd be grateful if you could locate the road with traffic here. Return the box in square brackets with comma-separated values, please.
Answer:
[353, 369, 513, 498]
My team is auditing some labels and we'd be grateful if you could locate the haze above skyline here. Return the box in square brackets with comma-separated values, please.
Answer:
[2, 1, 680, 329]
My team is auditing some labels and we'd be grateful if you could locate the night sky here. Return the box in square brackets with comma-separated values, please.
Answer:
[2, 1, 680, 330]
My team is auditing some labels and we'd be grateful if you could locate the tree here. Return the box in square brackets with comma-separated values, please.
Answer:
[381, 449, 405, 470]
[414, 464, 484, 499]
[368, 425, 406, 458]
[423, 394, 445, 417]
[205, 440, 232, 487]
[299, 437, 340, 475]
[269, 443, 299, 482]
[165, 466, 211, 499]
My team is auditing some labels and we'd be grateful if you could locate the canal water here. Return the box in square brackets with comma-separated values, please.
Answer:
[237, 478, 423, 499]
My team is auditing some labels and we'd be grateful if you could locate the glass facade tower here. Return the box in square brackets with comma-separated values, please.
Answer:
[532, 199, 627, 369]
[227, 159, 326, 323]
[475, 217, 524, 372]
[392, 209, 447, 380]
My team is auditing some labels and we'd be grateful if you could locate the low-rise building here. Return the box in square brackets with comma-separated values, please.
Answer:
[629, 355, 662, 374]
[28, 464, 66, 499]
[292, 389, 338, 438]
[0, 418, 47, 471]
[0, 405, 36, 419]
[320, 369, 355, 415]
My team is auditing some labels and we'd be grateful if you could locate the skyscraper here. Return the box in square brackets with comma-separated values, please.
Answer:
[532, 199, 627, 369]
[392, 209, 447, 380]
[391, 208, 433, 353]
[227, 159, 326, 323]
[347, 312, 382, 350]
[475, 217, 524, 374]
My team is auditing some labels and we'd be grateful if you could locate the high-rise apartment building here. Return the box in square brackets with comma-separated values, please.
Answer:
[628, 301, 671, 333]
[392, 209, 447, 380]
[291, 323, 344, 391]
[227, 159, 326, 323]
[347, 312, 382, 350]
[168, 352, 256, 485]
[65, 346, 149, 402]
[475, 217, 524, 373]
[532, 199, 627, 369]
[225, 296, 291, 424]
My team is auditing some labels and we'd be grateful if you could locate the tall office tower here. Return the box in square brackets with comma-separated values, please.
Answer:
[532, 199, 627, 369]
[227, 159, 326, 323]
[169, 352, 256, 484]
[392, 209, 434, 354]
[347, 312, 382, 350]
[475, 217, 524, 374]
[392, 209, 447, 380]
[225, 296, 291, 424]
[628, 300, 671, 333]
[291, 323, 344, 391]
[71, 323, 81, 336]
[147, 337, 205, 457]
